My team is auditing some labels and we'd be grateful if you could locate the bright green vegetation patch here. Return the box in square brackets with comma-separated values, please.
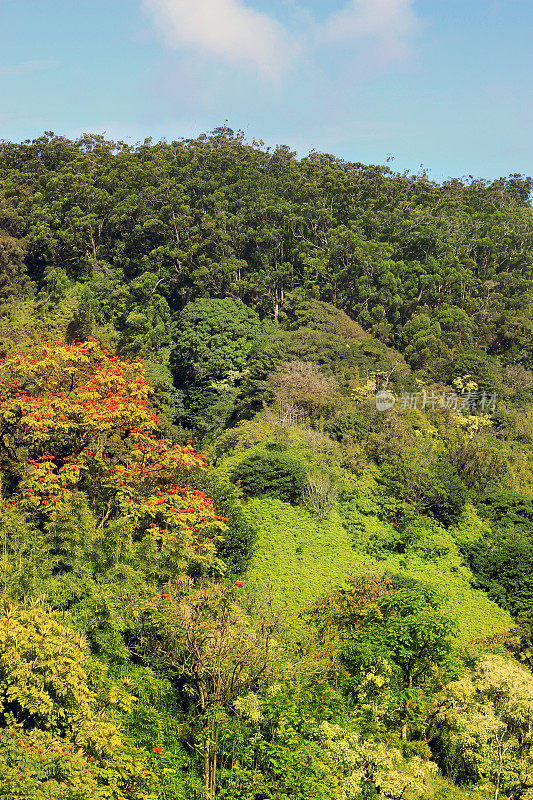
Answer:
[420, 775, 494, 800]
[244, 498, 369, 608]
[378, 552, 512, 643]
[245, 496, 512, 642]
[342, 495, 513, 642]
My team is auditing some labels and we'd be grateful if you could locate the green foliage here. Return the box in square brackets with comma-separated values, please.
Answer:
[317, 721, 437, 799]
[0, 129, 531, 800]
[231, 451, 306, 504]
[215, 413, 349, 486]
[173, 298, 261, 384]
[444, 431, 509, 497]
[440, 349, 502, 393]
[336, 587, 456, 738]
[244, 498, 369, 610]
[217, 710, 334, 799]
[0, 507, 46, 596]
[462, 531, 533, 616]
[0, 229, 28, 302]
[403, 314, 447, 370]
[279, 296, 368, 339]
[0, 130, 531, 383]
[234, 318, 406, 424]
[0, 295, 80, 358]
[0, 600, 122, 756]
[131, 575, 310, 800]
[435, 654, 533, 797]
[171, 298, 261, 431]
[117, 281, 172, 363]
[0, 601, 92, 735]
[461, 489, 533, 615]
[0, 727, 105, 800]
[175, 469, 257, 575]
[186, 680, 349, 800]
[326, 411, 377, 444]
[477, 488, 533, 531]
[0, 722, 161, 800]
[379, 547, 512, 645]
[42, 498, 96, 578]
[0, 602, 172, 798]
[348, 585, 455, 666]
[378, 453, 467, 527]
[56, 573, 144, 664]
[340, 495, 402, 559]
[243, 488, 511, 640]
[141, 359, 185, 433]
[118, 665, 203, 800]
[509, 609, 533, 674]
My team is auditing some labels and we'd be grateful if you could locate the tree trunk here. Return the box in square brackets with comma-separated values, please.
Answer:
[494, 725, 506, 800]
[202, 714, 219, 800]
[204, 734, 211, 800]
[209, 721, 219, 799]
[197, 683, 215, 800]
[494, 743, 503, 800]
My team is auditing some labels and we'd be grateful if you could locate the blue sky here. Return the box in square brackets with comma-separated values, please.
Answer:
[0, 0, 531, 181]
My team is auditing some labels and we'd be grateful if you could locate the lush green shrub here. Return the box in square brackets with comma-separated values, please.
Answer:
[439, 348, 502, 393]
[477, 488, 533, 531]
[325, 410, 377, 442]
[171, 298, 262, 431]
[462, 532, 533, 616]
[461, 490, 533, 615]
[0, 727, 104, 800]
[231, 452, 306, 504]
[0, 600, 123, 756]
[279, 296, 367, 338]
[172, 298, 261, 385]
[378, 454, 467, 527]
[335, 587, 456, 738]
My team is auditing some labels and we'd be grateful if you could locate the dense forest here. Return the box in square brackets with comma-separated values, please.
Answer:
[0, 129, 532, 799]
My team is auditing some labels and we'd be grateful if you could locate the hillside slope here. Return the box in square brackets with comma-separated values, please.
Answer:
[243, 496, 512, 642]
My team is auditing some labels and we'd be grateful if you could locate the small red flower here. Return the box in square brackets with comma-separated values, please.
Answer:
[153, 746, 163, 754]
[162, 593, 170, 599]
[235, 581, 244, 587]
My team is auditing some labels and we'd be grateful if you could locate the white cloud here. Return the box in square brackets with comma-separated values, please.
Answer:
[325, 0, 419, 63]
[142, 0, 291, 79]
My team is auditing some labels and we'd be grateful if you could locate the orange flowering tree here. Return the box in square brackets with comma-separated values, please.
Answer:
[0, 339, 227, 584]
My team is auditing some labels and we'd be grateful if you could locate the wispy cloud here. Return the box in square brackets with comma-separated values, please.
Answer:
[142, 0, 421, 83]
[141, 0, 291, 80]
[325, 0, 419, 63]
[0, 59, 59, 77]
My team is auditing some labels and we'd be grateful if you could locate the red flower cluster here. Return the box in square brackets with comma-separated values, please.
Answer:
[153, 746, 163, 755]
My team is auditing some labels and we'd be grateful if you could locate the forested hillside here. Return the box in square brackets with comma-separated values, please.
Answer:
[0, 130, 532, 799]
